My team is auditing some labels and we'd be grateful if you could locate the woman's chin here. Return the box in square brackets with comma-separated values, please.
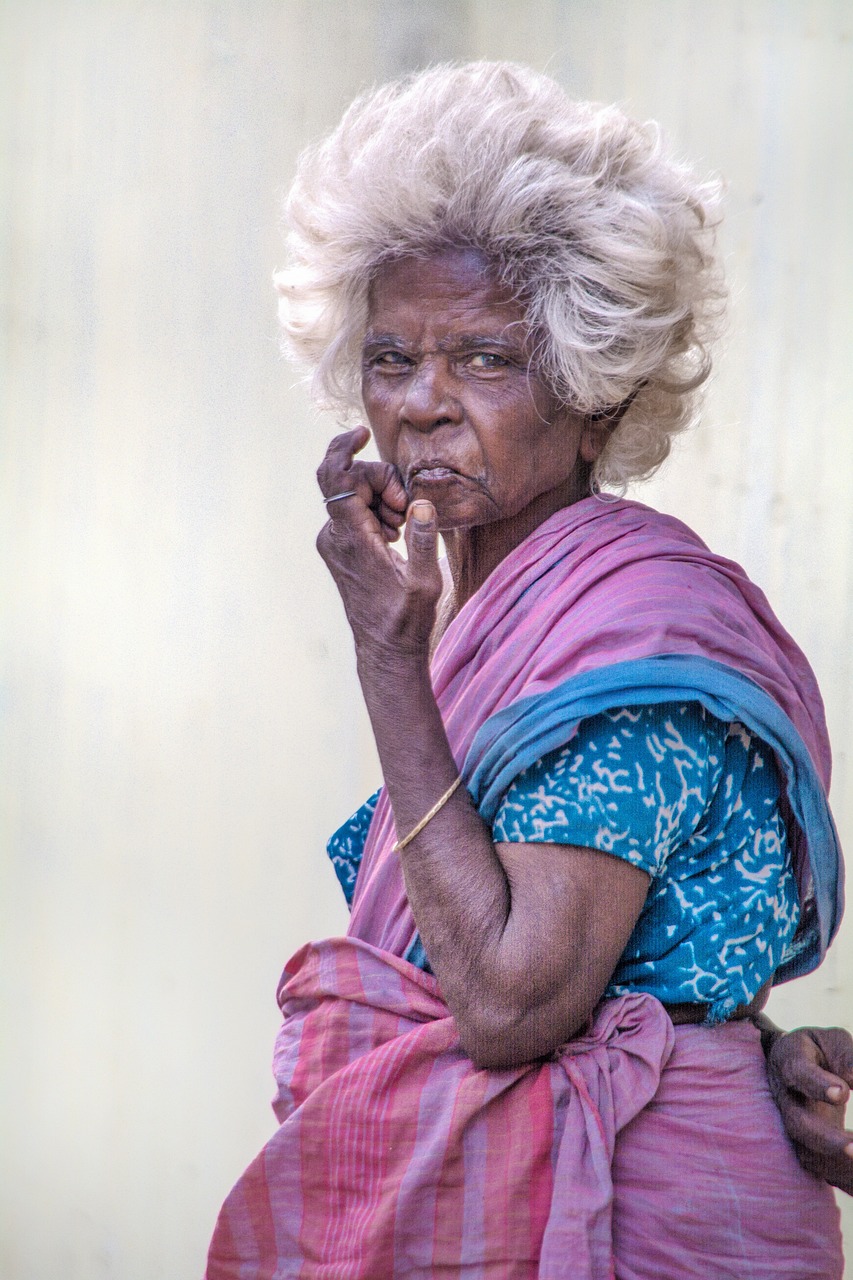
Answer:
[406, 489, 488, 533]
[421, 506, 485, 534]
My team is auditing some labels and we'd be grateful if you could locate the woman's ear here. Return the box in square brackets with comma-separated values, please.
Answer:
[580, 384, 644, 462]
[579, 415, 612, 464]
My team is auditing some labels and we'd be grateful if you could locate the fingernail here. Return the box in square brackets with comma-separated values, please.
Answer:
[846, 1142, 853, 1160]
[827, 1085, 843, 1102]
[410, 501, 433, 524]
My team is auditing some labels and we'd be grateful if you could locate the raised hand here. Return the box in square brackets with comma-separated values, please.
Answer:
[315, 427, 443, 661]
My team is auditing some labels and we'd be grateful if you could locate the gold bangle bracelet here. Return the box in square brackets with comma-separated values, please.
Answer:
[394, 776, 463, 852]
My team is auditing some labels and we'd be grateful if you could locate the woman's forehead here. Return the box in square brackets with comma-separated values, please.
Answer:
[366, 247, 528, 338]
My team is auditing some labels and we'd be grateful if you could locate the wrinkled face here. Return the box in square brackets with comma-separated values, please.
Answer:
[361, 248, 598, 532]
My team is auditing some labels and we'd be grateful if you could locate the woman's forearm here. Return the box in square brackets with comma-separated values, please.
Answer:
[356, 644, 515, 997]
[751, 1009, 783, 1056]
[313, 449, 648, 1067]
[354, 644, 648, 1067]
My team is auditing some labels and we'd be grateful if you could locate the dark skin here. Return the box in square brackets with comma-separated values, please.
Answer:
[761, 1019, 853, 1192]
[316, 246, 853, 1183]
[318, 249, 645, 1068]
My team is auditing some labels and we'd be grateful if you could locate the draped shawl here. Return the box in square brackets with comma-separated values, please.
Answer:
[206, 497, 843, 1280]
[349, 496, 842, 981]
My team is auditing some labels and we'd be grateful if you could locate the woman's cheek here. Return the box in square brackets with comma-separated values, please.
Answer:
[362, 393, 398, 457]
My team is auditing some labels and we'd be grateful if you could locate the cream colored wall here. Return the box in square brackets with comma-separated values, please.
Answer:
[1, 2, 851, 1275]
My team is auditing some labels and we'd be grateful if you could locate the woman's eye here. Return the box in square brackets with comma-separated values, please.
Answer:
[371, 350, 411, 368]
[468, 352, 509, 370]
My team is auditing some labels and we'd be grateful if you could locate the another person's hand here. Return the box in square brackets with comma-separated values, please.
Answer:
[765, 1023, 853, 1194]
[315, 426, 442, 661]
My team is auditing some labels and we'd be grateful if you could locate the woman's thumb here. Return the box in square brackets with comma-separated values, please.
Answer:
[405, 500, 440, 584]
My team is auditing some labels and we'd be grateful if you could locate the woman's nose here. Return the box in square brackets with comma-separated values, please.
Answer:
[400, 357, 462, 431]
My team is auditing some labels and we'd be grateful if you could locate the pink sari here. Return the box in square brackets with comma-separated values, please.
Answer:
[207, 499, 843, 1278]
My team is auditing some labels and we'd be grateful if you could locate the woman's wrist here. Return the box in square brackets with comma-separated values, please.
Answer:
[355, 638, 431, 684]
[751, 1010, 783, 1057]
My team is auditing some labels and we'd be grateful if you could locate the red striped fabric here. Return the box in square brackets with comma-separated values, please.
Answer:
[205, 498, 843, 1277]
[207, 940, 842, 1277]
[208, 938, 675, 1278]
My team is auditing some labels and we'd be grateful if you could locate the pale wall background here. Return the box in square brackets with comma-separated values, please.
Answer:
[1, 1, 851, 1276]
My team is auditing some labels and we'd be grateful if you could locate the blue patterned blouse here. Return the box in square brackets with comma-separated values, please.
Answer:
[326, 702, 800, 1024]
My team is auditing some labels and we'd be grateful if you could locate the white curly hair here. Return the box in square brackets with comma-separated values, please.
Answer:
[275, 61, 725, 490]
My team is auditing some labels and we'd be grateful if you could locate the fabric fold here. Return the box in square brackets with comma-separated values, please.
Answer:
[209, 936, 676, 1279]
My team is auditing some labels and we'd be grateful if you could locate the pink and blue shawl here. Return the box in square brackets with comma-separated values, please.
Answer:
[206, 498, 843, 1279]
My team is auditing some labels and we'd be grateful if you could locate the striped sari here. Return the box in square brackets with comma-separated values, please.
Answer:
[207, 498, 844, 1278]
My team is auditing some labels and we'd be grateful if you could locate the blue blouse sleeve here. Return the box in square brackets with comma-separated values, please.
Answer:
[491, 703, 727, 877]
[325, 704, 799, 1021]
[326, 789, 381, 907]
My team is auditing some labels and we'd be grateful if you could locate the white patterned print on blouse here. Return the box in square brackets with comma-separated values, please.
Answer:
[492, 703, 800, 1023]
[327, 789, 380, 905]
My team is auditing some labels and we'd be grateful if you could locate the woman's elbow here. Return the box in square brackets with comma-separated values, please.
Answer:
[455, 1002, 591, 1070]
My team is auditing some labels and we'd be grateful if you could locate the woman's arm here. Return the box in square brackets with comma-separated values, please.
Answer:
[358, 638, 649, 1067]
[316, 431, 649, 1068]
[755, 1013, 853, 1194]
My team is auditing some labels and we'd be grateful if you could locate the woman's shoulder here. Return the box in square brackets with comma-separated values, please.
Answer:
[492, 701, 731, 876]
[542, 495, 714, 555]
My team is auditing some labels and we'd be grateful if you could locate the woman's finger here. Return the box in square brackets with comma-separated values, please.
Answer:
[324, 423, 370, 465]
[319, 441, 406, 539]
[322, 471, 404, 549]
[775, 1096, 853, 1158]
[316, 426, 371, 497]
[376, 498, 406, 525]
[404, 500, 443, 597]
[317, 427, 407, 508]
[377, 469, 408, 513]
[316, 425, 407, 556]
[793, 1141, 853, 1195]
[376, 495, 406, 534]
[780, 1055, 850, 1103]
[770, 1029, 853, 1102]
[809, 1027, 853, 1089]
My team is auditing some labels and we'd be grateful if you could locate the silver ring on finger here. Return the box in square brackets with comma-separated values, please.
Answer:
[324, 490, 358, 506]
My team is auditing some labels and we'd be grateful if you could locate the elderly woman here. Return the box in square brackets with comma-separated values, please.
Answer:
[207, 64, 851, 1278]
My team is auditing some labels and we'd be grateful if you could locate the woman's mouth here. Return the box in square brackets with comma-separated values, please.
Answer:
[408, 465, 463, 485]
